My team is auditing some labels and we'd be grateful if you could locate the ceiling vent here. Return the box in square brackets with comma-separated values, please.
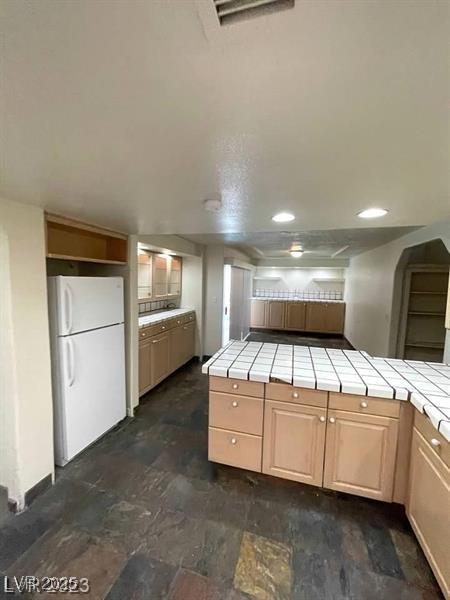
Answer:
[213, 0, 295, 26]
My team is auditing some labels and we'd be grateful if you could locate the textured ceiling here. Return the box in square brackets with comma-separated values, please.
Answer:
[183, 226, 422, 258]
[0, 1, 448, 235]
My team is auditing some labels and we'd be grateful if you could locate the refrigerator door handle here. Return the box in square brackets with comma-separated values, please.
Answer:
[65, 338, 76, 387]
[63, 285, 74, 334]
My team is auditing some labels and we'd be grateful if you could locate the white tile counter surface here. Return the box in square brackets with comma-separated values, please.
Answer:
[139, 308, 194, 329]
[202, 340, 450, 441]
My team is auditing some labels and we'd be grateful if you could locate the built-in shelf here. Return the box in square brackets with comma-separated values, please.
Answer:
[253, 276, 281, 281]
[312, 278, 345, 283]
[408, 311, 445, 317]
[47, 253, 126, 265]
[410, 291, 447, 296]
[405, 341, 445, 349]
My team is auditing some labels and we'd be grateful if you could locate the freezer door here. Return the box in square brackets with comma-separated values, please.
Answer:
[51, 276, 124, 335]
[57, 323, 126, 465]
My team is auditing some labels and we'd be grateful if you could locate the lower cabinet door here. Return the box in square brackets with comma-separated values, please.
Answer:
[169, 326, 184, 371]
[250, 300, 267, 327]
[182, 322, 195, 362]
[285, 302, 306, 331]
[138, 339, 151, 395]
[407, 428, 450, 598]
[323, 409, 398, 501]
[150, 333, 170, 387]
[325, 303, 345, 333]
[262, 400, 327, 486]
[266, 301, 285, 329]
[305, 302, 326, 332]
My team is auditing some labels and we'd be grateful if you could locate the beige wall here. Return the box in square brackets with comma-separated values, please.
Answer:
[0, 198, 54, 508]
[203, 245, 225, 356]
[344, 220, 450, 357]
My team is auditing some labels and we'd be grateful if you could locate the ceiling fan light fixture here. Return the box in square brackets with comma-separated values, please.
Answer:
[272, 211, 295, 223]
[290, 250, 303, 258]
[357, 207, 388, 219]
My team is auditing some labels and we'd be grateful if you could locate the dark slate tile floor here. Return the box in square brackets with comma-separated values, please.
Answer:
[0, 337, 443, 598]
[247, 330, 354, 349]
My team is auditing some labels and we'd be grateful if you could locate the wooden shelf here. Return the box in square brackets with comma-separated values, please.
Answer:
[408, 311, 445, 317]
[410, 291, 447, 296]
[405, 341, 444, 349]
[46, 213, 128, 265]
[253, 276, 281, 281]
[312, 278, 345, 283]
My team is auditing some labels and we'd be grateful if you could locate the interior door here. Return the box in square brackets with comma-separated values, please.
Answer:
[59, 323, 126, 464]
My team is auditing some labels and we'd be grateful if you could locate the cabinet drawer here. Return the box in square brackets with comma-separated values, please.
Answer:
[209, 392, 263, 435]
[209, 376, 264, 398]
[208, 427, 262, 472]
[329, 393, 400, 418]
[266, 383, 327, 407]
[182, 312, 196, 324]
[172, 316, 185, 328]
[415, 411, 450, 468]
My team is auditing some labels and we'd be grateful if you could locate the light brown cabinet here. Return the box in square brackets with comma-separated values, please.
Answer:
[267, 301, 285, 329]
[138, 338, 152, 395]
[407, 418, 450, 598]
[168, 256, 182, 297]
[250, 299, 345, 334]
[285, 301, 306, 330]
[150, 332, 170, 387]
[250, 300, 267, 327]
[263, 400, 326, 487]
[138, 250, 153, 300]
[139, 312, 196, 397]
[323, 409, 399, 501]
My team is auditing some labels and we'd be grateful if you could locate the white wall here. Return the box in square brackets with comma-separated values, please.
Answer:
[203, 245, 225, 356]
[0, 198, 54, 508]
[345, 220, 450, 357]
[254, 267, 345, 297]
[181, 254, 204, 357]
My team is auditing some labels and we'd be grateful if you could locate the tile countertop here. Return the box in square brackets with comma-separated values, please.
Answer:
[139, 308, 194, 329]
[251, 297, 344, 303]
[202, 341, 450, 441]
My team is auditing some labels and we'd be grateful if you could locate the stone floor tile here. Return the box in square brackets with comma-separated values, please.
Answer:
[194, 520, 243, 584]
[7, 524, 126, 599]
[360, 521, 405, 579]
[234, 531, 292, 600]
[168, 569, 223, 600]
[390, 528, 441, 592]
[105, 553, 176, 600]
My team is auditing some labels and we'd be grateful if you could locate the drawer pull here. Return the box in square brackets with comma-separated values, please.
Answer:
[232, 401, 238, 407]
[177, 320, 181, 324]
[183, 326, 187, 330]
[360, 401, 368, 408]
[231, 438, 237, 445]
[142, 333, 146, 337]
[232, 383, 239, 390]
[319, 416, 326, 423]
[292, 392, 299, 399]
[431, 438, 441, 448]
[329, 417, 335, 424]
[162, 326, 166, 330]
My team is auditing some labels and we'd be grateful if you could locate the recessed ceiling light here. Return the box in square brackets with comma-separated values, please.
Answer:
[357, 207, 388, 219]
[272, 212, 295, 223]
[290, 250, 303, 258]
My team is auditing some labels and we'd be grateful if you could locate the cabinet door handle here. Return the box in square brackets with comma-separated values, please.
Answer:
[152, 339, 160, 344]
[431, 438, 441, 448]
[142, 332, 146, 337]
[162, 326, 166, 330]
[319, 416, 326, 422]
[183, 326, 187, 330]
[232, 383, 239, 390]
[329, 417, 335, 423]
[292, 392, 299, 399]
[231, 438, 237, 445]
[360, 401, 368, 408]
[232, 401, 238, 408]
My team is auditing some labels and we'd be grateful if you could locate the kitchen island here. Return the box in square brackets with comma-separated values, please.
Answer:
[202, 340, 450, 598]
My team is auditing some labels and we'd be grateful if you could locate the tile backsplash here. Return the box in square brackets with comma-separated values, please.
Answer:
[254, 288, 343, 300]
[138, 299, 180, 315]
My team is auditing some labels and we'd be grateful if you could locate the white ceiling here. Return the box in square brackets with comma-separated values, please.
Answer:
[183, 226, 421, 259]
[1, 0, 448, 235]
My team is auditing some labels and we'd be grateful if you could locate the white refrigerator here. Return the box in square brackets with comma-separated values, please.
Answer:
[48, 276, 126, 466]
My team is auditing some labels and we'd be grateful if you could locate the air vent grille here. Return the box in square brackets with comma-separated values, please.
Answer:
[213, 0, 295, 26]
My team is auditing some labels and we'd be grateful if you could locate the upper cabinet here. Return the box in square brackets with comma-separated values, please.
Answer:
[46, 213, 128, 264]
[138, 250, 182, 301]
[138, 250, 153, 299]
